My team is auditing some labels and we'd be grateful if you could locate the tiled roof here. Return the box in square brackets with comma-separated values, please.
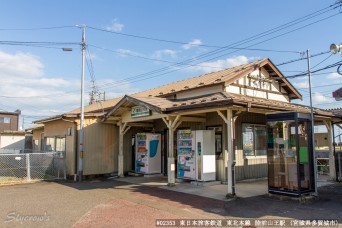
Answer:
[67, 97, 122, 114]
[43, 58, 307, 121]
[69, 58, 273, 115]
[106, 92, 335, 119]
[223, 92, 334, 117]
[133, 59, 266, 97]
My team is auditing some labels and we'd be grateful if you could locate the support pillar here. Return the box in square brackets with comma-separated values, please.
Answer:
[167, 126, 175, 186]
[217, 109, 235, 196]
[226, 109, 235, 195]
[162, 116, 182, 186]
[118, 131, 124, 177]
[324, 121, 336, 180]
[118, 122, 131, 178]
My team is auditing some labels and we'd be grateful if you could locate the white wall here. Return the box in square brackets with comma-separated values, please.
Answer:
[225, 68, 290, 102]
[175, 85, 223, 99]
[0, 135, 25, 149]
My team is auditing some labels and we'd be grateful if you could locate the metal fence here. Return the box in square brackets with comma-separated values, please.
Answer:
[337, 151, 342, 182]
[0, 151, 65, 184]
[316, 158, 329, 175]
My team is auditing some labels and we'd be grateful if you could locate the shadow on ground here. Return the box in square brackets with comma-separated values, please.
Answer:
[58, 178, 342, 222]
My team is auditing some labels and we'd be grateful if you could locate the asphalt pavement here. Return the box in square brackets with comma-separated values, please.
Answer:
[0, 179, 341, 227]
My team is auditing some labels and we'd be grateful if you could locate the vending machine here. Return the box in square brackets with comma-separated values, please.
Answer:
[135, 133, 161, 174]
[177, 130, 216, 181]
[177, 130, 196, 180]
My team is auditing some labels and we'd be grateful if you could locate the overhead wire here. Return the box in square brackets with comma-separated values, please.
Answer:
[94, 12, 342, 91]
[276, 51, 330, 66]
[285, 60, 342, 78]
[0, 2, 340, 100]
[88, 2, 341, 91]
[87, 2, 339, 49]
[0, 25, 76, 31]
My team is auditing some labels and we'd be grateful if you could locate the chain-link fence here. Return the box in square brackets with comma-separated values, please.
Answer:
[0, 151, 65, 184]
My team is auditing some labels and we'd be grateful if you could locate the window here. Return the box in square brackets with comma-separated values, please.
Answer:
[44, 137, 55, 151]
[242, 124, 267, 156]
[0, 117, 10, 123]
[207, 126, 223, 156]
[55, 137, 66, 152]
[67, 127, 73, 136]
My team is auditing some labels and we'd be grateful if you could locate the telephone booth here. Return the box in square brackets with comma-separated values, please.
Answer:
[266, 112, 315, 196]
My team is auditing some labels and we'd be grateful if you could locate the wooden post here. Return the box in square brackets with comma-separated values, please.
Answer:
[227, 109, 235, 195]
[118, 122, 131, 178]
[118, 123, 124, 177]
[168, 123, 175, 186]
[162, 116, 181, 186]
[324, 120, 336, 180]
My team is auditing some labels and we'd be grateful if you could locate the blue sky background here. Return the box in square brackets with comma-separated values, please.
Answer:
[0, 0, 342, 128]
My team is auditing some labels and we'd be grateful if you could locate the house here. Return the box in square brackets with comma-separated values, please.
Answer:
[0, 110, 26, 153]
[0, 110, 21, 132]
[25, 124, 44, 151]
[32, 58, 341, 189]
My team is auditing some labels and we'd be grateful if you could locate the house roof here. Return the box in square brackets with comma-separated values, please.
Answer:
[332, 87, 342, 100]
[67, 97, 123, 115]
[0, 130, 25, 136]
[70, 58, 301, 116]
[36, 58, 309, 124]
[0, 110, 20, 115]
[133, 58, 302, 100]
[104, 91, 336, 121]
[25, 124, 44, 131]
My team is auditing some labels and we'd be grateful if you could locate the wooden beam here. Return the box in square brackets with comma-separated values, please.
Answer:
[107, 116, 121, 121]
[122, 110, 169, 123]
[127, 123, 154, 128]
[217, 110, 228, 124]
[123, 126, 131, 135]
[174, 121, 183, 130]
[179, 116, 206, 123]
[162, 117, 170, 128]
[171, 107, 228, 116]
[102, 120, 118, 125]
[171, 115, 181, 129]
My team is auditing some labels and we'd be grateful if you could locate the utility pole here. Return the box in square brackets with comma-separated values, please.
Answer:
[79, 24, 86, 181]
[89, 80, 96, 105]
[307, 49, 317, 195]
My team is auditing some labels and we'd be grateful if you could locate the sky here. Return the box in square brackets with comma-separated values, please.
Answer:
[0, 0, 342, 129]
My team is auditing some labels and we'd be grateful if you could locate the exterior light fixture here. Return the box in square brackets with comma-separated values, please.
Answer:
[330, 43, 342, 54]
[62, 48, 73, 52]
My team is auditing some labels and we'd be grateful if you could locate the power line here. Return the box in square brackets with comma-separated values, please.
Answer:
[88, 44, 253, 70]
[0, 25, 76, 31]
[88, 2, 342, 92]
[95, 12, 342, 91]
[311, 53, 333, 69]
[87, 2, 339, 51]
[276, 51, 330, 66]
[0, 40, 79, 45]
[0, 2, 340, 100]
[87, 31, 299, 53]
[0, 40, 80, 50]
[285, 60, 342, 79]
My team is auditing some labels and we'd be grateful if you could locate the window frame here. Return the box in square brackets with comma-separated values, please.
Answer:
[242, 123, 267, 158]
[0, 117, 11, 124]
